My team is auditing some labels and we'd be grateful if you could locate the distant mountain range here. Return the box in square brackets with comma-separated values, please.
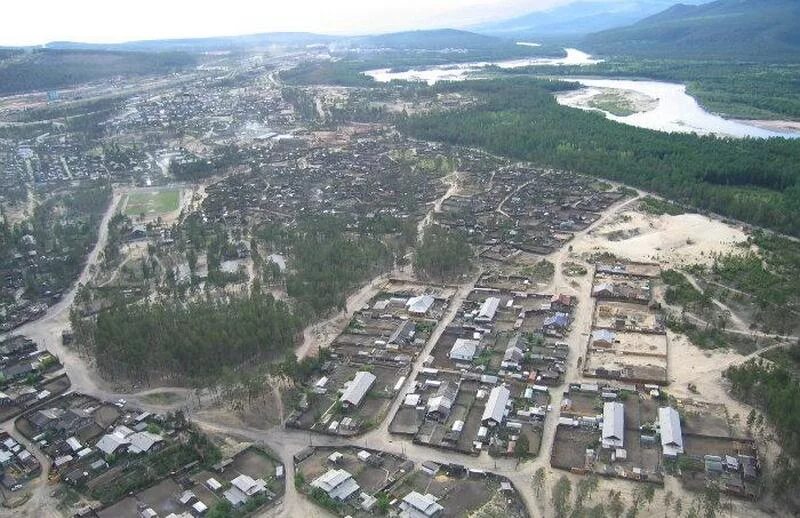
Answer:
[44, 32, 338, 52]
[583, 0, 800, 60]
[470, 0, 707, 38]
[43, 29, 518, 53]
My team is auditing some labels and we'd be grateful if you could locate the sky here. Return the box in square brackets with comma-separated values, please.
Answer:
[0, 0, 572, 46]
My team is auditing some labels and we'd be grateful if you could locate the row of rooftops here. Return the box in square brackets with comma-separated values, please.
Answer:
[600, 402, 684, 457]
[310, 466, 444, 517]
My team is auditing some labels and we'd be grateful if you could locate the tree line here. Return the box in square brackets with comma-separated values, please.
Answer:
[725, 356, 800, 507]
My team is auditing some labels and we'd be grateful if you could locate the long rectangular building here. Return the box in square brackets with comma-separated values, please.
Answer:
[602, 401, 624, 449]
[658, 406, 684, 457]
[476, 297, 500, 322]
[340, 371, 376, 408]
[481, 385, 510, 427]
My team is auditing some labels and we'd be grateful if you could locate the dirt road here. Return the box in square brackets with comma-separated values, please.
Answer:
[2, 183, 781, 518]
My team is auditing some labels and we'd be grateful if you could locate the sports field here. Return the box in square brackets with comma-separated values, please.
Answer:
[122, 189, 180, 217]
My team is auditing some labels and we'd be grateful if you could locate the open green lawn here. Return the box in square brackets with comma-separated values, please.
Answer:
[123, 189, 179, 217]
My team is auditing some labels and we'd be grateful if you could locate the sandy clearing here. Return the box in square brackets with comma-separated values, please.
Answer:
[573, 210, 748, 268]
[732, 119, 800, 133]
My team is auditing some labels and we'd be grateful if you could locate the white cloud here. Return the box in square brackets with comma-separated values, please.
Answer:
[1, 0, 569, 46]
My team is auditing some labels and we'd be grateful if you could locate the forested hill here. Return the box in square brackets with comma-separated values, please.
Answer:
[583, 0, 800, 61]
[470, 0, 706, 38]
[348, 29, 503, 50]
[0, 49, 196, 96]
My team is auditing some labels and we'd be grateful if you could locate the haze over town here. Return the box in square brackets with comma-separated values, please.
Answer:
[1, 0, 566, 46]
[0, 1, 799, 518]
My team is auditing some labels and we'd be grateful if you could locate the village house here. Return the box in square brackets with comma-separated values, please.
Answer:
[658, 406, 684, 457]
[426, 382, 458, 422]
[399, 490, 444, 518]
[310, 468, 360, 502]
[339, 371, 376, 409]
[481, 385, 510, 427]
[602, 402, 625, 449]
[449, 338, 478, 362]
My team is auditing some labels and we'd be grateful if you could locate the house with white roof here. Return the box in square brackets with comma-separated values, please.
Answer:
[501, 333, 524, 370]
[658, 407, 684, 457]
[475, 297, 500, 323]
[224, 474, 268, 507]
[426, 382, 458, 422]
[602, 402, 624, 449]
[449, 338, 478, 362]
[128, 431, 164, 454]
[481, 385, 510, 427]
[310, 468, 360, 501]
[95, 426, 134, 456]
[399, 491, 444, 518]
[340, 371, 376, 409]
[406, 295, 435, 316]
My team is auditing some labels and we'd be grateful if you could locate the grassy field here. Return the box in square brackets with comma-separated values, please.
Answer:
[123, 189, 180, 217]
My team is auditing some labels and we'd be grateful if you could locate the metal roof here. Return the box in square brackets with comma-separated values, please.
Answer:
[658, 406, 684, 456]
[340, 371, 376, 407]
[602, 402, 624, 448]
[482, 385, 510, 425]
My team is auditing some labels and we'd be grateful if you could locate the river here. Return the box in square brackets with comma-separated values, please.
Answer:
[363, 49, 800, 139]
[364, 48, 601, 85]
[555, 78, 800, 139]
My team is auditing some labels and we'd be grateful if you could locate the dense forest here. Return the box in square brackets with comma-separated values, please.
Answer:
[169, 146, 244, 181]
[258, 216, 396, 320]
[281, 61, 377, 88]
[414, 225, 472, 280]
[80, 290, 303, 385]
[0, 49, 196, 95]
[399, 78, 800, 236]
[725, 355, 800, 505]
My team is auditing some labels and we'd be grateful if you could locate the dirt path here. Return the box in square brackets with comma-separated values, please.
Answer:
[416, 171, 461, 243]
[496, 175, 536, 218]
[3, 180, 783, 518]
[1, 191, 124, 396]
[682, 272, 751, 332]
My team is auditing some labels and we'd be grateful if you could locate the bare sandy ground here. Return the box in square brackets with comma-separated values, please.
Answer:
[573, 209, 748, 268]
[557, 86, 658, 115]
[546, 202, 789, 517]
[733, 119, 800, 133]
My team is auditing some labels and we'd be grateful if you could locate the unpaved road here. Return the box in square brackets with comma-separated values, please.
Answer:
[1, 184, 780, 518]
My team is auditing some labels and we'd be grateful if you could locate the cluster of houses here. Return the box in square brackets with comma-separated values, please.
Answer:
[296, 446, 526, 518]
[0, 336, 70, 422]
[199, 130, 450, 234]
[1, 133, 106, 187]
[288, 285, 453, 436]
[96, 444, 283, 518]
[0, 431, 40, 492]
[389, 288, 571, 456]
[553, 382, 762, 497]
[16, 393, 174, 488]
[435, 160, 626, 260]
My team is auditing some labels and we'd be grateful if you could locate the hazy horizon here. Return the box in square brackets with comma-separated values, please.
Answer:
[0, 0, 576, 47]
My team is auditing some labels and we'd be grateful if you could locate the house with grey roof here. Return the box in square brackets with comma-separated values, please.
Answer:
[340, 371, 376, 409]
